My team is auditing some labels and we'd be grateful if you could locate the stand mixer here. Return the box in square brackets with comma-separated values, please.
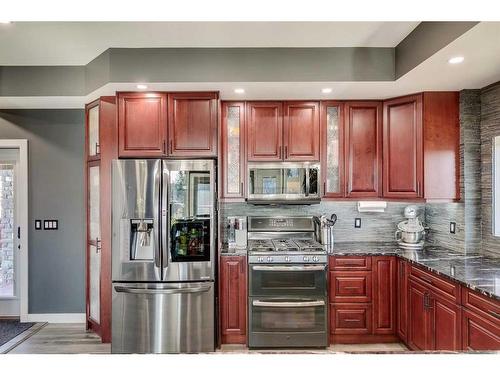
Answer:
[395, 205, 427, 249]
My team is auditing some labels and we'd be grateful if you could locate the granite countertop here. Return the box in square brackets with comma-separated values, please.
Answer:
[330, 242, 500, 301]
[220, 242, 500, 300]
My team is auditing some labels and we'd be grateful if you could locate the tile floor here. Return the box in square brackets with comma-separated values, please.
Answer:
[5, 323, 408, 354]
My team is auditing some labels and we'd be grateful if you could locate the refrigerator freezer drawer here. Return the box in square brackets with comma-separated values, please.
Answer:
[112, 281, 215, 353]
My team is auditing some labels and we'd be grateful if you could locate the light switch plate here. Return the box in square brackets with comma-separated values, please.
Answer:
[450, 222, 456, 234]
[355, 218, 362, 228]
[35, 220, 42, 230]
[44, 219, 59, 230]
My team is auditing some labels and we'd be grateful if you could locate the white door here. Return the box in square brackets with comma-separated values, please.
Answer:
[0, 149, 20, 316]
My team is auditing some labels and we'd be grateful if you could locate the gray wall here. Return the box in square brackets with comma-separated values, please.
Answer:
[480, 82, 500, 256]
[0, 109, 85, 313]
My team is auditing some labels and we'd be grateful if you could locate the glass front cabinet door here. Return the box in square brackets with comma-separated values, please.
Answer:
[87, 163, 101, 324]
[321, 102, 344, 197]
[221, 102, 246, 199]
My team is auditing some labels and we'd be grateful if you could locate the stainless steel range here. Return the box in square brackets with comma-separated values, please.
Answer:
[247, 216, 328, 348]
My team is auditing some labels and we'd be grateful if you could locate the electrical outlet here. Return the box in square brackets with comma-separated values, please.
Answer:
[450, 222, 456, 234]
[354, 218, 362, 228]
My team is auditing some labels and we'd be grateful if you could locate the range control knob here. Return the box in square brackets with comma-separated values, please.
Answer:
[312, 256, 319, 262]
[267, 256, 273, 262]
[258, 256, 264, 262]
[284, 256, 290, 262]
[303, 256, 310, 262]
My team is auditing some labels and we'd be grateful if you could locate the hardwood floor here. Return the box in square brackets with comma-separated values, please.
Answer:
[8, 323, 110, 354]
[7, 324, 407, 354]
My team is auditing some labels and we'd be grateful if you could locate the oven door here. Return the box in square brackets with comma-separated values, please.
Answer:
[249, 297, 328, 348]
[249, 264, 327, 297]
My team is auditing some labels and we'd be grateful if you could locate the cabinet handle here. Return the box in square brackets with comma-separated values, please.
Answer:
[344, 319, 361, 322]
[279, 146, 282, 159]
[417, 181, 421, 196]
[424, 292, 429, 309]
[489, 310, 500, 320]
[343, 286, 361, 290]
[169, 140, 173, 154]
[96, 238, 101, 254]
[323, 182, 326, 195]
[163, 140, 166, 154]
[95, 143, 100, 155]
[285, 146, 288, 159]
[241, 182, 244, 195]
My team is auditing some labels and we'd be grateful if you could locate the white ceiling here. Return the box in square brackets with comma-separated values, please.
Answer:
[0, 22, 419, 65]
[1, 22, 499, 109]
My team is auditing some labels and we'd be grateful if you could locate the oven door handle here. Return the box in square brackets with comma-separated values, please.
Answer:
[252, 299, 325, 308]
[251, 265, 326, 271]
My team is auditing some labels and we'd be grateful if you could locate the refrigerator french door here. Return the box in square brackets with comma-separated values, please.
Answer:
[111, 159, 216, 353]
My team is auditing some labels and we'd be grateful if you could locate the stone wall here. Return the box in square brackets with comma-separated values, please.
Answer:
[480, 82, 500, 256]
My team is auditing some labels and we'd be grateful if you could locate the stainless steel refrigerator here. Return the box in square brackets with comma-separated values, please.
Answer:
[111, 159, 216, 353]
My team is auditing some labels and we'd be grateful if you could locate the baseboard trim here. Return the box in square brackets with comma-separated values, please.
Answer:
[22, 313, 86, 323]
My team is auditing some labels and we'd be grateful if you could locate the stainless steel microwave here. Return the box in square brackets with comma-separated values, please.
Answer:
[247, 162, 321, 204]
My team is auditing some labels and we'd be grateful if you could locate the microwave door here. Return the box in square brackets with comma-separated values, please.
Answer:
[112, 159, 162, 282]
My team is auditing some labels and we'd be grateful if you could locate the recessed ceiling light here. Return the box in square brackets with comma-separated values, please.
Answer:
[321, 88, 333, 94]
[234, 88, 245, 94]
[136, 84, 148, 90]
[448, 56, 464, 64]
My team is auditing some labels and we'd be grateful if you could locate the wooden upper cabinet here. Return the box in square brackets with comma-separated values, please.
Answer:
[246, 101, 283, 161]
[283, 101, 320, 161]
[383, 94, 423, 198]
[221, 102, 246, 199]
[168, 92, 218, 157]
[118, 92, 167, 157]
[423, 92, 459, 201]
[321, 102, 344, 197]
[344, 102, 382, 197]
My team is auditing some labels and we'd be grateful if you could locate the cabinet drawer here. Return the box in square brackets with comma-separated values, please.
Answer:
[330, 256, 372, 270]
[330, 271, 372, 303]
[331, 303, 372, 335]
[410, 265, 459, 302]
[462, 287, 500, 323]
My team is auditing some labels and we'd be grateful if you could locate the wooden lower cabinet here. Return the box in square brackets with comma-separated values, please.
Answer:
[407, 274, 461, 351]
[462, 309, 500, 350]
[219, 256, 247, 344]
[329, 256, 397, 344]
[396, 258, 409, 342]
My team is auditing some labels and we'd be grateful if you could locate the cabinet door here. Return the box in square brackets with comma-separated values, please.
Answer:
[87, 163, 101, 325]
[168, 92, 218, 157]
[221, 102, 246, 199]
[321, 102, 344, 197]
[283, 101, 320, 161]
[408, 279, 431, 350]
[220, 256, 247, 344]
[344, 102, 382, 197]
[118, 92, 167, 157]
[247, 102, 283, 161]
[430, 292, 461, 351]
[86, 101, 100, 160]
[383, 94, 423, 198]
[397, 259, 409, 342]
[462, 309, 500, 351]
[372, 256, 396, 335]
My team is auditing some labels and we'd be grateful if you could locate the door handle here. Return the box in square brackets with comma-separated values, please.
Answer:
[114, 285, 211, 295]
[252, 265, 326, 272]
[17, 226, 20, 239]
[95, 142, 100, 155]
[252, 299, 325, 308]
[285, 145, 288, 159]
[488, 310, 500, 320]
[96, 238, 101, 253]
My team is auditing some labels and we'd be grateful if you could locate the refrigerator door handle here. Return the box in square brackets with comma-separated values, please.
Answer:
[153, 161, 162, 270]
[114, 285, 212, 295]
[161, 161, 169, 270]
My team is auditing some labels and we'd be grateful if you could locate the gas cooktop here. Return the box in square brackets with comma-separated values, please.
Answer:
[248, 239, 325, 253]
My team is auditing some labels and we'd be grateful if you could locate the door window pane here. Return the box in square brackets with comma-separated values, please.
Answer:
[0, 164, 14, 298]
[89, 244, 100, 323]
[89, 165, 100, 240]
[226, 106, 241, 194]
[88, 105, 100, 157]
[326, 106, 341, 193]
